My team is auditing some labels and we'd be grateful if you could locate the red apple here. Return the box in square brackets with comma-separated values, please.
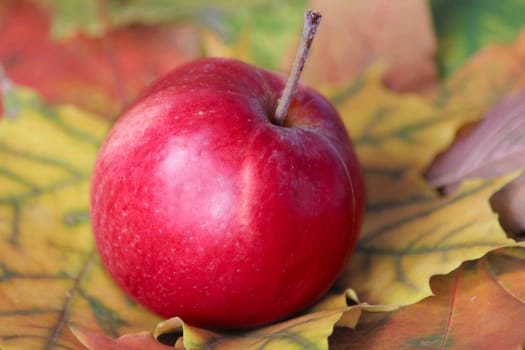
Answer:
[90, 56, 365, 329]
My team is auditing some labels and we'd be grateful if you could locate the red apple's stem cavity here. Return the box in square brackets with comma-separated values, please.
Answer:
[273, 10, 322, 126]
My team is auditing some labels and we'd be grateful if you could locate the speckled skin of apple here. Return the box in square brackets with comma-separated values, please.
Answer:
[90, 57, 365, 329]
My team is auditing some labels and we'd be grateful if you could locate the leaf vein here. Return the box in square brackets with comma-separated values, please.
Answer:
[0, 142, 82, 176]
[483, 257, 525, 306]
[45, 250, 96, 350]
[359, 181, 495, 245]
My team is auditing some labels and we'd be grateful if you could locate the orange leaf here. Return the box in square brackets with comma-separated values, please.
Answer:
[304, 0, 438, 93]
[0, 0, 200, 118]
[330, 247, 525, 350]
[69, 323, 179, 350]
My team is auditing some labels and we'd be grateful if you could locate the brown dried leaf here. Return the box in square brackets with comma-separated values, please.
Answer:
[489, 172, 525, 239]
[425, 87, 525, 194]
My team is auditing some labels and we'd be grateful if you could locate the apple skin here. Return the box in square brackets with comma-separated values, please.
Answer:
[90, 57, 365, 329]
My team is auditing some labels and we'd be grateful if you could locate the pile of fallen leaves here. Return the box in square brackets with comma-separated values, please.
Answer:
[1, 0, 525, 349]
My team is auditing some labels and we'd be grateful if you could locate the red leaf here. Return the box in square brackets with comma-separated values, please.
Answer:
[0, 0, 199, 118]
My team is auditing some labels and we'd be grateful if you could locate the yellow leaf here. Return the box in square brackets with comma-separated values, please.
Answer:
[308, 290, 393, 329]
[332, 66, 518, 306]
[0, 88, 161, 350]
[154, 309, 349, 350]
[150, 291, 395, 350]
[201, 29, 253, 64]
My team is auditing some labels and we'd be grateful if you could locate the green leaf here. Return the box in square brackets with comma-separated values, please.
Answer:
[431, 0, 525, 78]
[43, 0, 103, 39]
[33, 0, 307, 47]
[216, 0, 307, 70]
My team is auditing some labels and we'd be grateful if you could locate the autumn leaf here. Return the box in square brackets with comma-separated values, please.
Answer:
[73, 290, 391, 350]
[150, 291, 394, 350]
[33, 0, 309, 73]
[1, 0, 313, 118]
[327, 65, 516, 307]
[0, 0, 200, 117]
[154, 308, 353, 350]
[330, 247, 525, 350]
[3, 2, 525, 349]
[70, 290, 394, 350]
[0, 86, 161, 350]
[69, 323, 178, 350]
[69, 290, 365, 350]
[331, 27, 525, 307]
[307, 290, 394, 329]
[441, 28, 525, 110]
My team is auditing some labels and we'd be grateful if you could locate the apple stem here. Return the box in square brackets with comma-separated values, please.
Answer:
[274, 10, 322, 126]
